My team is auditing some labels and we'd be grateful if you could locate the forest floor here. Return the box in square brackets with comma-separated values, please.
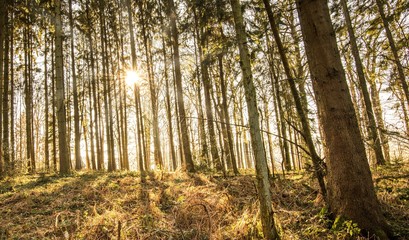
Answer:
[0, 162, 408, 239]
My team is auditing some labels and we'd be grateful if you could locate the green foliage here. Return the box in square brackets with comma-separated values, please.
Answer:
[331, 216, 361, 238]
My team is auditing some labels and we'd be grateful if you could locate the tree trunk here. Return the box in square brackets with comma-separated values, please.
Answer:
[2, 5, 10, 175]
[0, 0, 4, 176]
[51, 36, 57, 172]
[341, 0, 385, 165]
[375, 0, 409, 111]
[161, 32, 177, 171]
[86, 1, 102, 170]
[55, 0, 70, 175]
[191, 6, 209, 166]
[296, 0, 391, 237]
[366, 45, 390, 163]
[194, 5, 221, 171]
[218, 54, 239, 175]
[263, 0, 326, 196]
[139, 1, 163, 170]
[167, 0, 195, 172]
[10, 5, 15, 172]
[44, 28, 50, 172]
[69, 0, 82, 170]
[230, 0, 279, 238]
[24, 26, 35, 174]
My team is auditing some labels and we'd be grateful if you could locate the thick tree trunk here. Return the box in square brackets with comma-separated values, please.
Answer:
[296, 0, 391, 237]
[55, 0, 70, 175]
[230, 0, 279, 238]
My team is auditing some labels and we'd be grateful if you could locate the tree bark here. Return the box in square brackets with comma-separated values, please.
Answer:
[161, 31, 177, 171]
[230, 0, 279, 238]
[44, 28, 50, 172]
[263, 0, 326, 196]
[69, 0, 82, 170]
[167, 0, 195, 172]
[55, 0, 70, 175]
[2, 5, 10, 175]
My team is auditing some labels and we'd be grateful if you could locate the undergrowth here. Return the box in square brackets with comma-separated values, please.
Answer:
[0, 162, 407, 239]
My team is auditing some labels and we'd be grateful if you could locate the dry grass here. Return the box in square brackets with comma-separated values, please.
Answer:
[0, 162, 407, 239]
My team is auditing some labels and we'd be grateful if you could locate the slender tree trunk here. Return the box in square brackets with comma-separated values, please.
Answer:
[375, 0, 409, 111]
[44, 29, 50, 172]
[167, 0, 195, 172]
[0, 0, 5, 176]
[264, 100, 275, 176]
[118, 31, 129, 170]
[86, 1, 102, 170]
[69, 0, 82, 170]
[138, 90, 148, 171]
[193, 5, 221, 171]
[296, 0, 391, 237]
[51, 36, 57, 172]
[2, 5, 10, 175]
[230, 0, 279, 238]
[10, 6, 15, 172]
[341, 0, 385, 165]
[138, 1, 163, 169]
[55, 0, 70, 175]
[367, 48, 390, 162]
[265, 33, 291, 174]
[191, 7, 209, 165]
[24, 27, 35, 174]
[233, 102, 243, 169]
[263, 0, 326, 196]
[161, 33, 177, 171]
[218, 54, 239, 175]
[126, 0, 145, 173]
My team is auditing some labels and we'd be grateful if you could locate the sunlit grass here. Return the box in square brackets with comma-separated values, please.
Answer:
[0, 163, 408, 239]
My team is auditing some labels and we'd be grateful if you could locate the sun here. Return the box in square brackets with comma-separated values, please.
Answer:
[125, 70, 141, 86]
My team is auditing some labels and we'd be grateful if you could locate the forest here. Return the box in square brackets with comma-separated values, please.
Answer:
[0, 0, 408, 239]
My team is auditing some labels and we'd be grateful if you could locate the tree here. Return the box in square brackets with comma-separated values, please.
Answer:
[230, 0, 279, 238]
[340, 0, 385, 165]
[69, 0, 82, 170]
[375, 0, 409, 112]
[296, 0, 391, 237]
[262, 0, 326, 196]
[2, 1, 10, 175]
[55, 0, 70, 175]
[167, 0, 195, 173]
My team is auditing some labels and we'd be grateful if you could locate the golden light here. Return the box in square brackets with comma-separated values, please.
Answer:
[125, 70, 141, 86]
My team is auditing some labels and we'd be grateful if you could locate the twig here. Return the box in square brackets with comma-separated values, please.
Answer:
[186, 203, 212, 238]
